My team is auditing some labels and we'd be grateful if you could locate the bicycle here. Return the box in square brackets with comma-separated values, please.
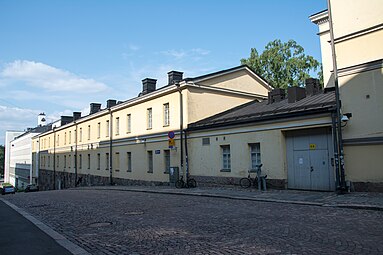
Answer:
[175, 175, 197, 189]
[239, 164, 267, 191]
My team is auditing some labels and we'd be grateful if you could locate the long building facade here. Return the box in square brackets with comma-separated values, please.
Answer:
[32, 66, 271, 190]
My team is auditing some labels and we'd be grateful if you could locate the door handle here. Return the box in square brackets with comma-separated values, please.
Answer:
[310, 166, 314, 172]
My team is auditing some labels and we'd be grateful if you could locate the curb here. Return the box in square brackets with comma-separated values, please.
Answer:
[0, 199, 90, 255]
[80, 187, 383, 211]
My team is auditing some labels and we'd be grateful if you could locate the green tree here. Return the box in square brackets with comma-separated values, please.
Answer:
[0, 145, 4, 176]
[241, 39, 323, 88]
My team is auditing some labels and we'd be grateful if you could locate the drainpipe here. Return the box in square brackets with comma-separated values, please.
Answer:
[327, 0, 346, 190]
[53, 128, 56, 190]
[331, 112, 340, 189]
[109, 109, 113, 185]
[176, 82, 184, 178]
[37, 136, 41, 188]
[74, 123, 78, 187]
[184, 130, 190, 180]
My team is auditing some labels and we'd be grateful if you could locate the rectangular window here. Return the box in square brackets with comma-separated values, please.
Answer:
[57, 135, 60, 146]
[64, 132, 67, 145]
[250, 143, 261, 170]
[106, 153, 109, 171]
[126, 114, 131, 133]
[97, 122, 101, 138]
[147, 108, 152, 129]
[79, 154, 82, 169]
[164, 150, 170, 173]
[69, 131, 71, 144]
[68, 155, 71, 168]
[79, 128, 82, 142]
[48, 137, 51, 147]
[87, 154, 91, 169]
[202, 137, 210, 145]
[48, 156, 50, 167]
[57, 155, 59, 167]
[106, 120, 110, 137]
[97, 153, 100, 170]
[221, 145, 231, 171]
[87, 125, 91, 140]
[127, 152, 132, 172]
[115, 117, 120, 135]
[147, 151, 153, 173]
[163, 103, 170, 126]
[64, 155, 67, 168]
[114, 152, 120, 171]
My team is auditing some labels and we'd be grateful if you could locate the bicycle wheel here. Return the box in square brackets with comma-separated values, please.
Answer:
[175, 180, 184, 189]
[187, 178, 197, 188]
[240, 178, 251, 188]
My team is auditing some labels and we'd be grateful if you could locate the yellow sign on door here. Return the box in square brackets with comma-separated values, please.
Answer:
[309, 143, 316, 150]
[168, 138, 175, 148]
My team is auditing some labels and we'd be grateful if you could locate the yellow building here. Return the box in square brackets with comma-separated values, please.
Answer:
[310, 0, 383, 191]
[32, 66, 271, 190]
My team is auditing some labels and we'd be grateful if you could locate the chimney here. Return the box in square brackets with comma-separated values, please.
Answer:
[305, 78, 322, 96]
[90, 103, 102, 114]
[60, 116, 74, 126]
[168, 71, 183, 85]
[107, 99, 117, 108]
[288, 87, 306, 103]
[38, 113, 47, 126]
[141, 78, 157, 95]
[268, 88, 286, 104]
[73, 112, 81, 121]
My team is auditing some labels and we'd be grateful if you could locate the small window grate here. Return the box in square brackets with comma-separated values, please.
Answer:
[202, 138, 210, 145]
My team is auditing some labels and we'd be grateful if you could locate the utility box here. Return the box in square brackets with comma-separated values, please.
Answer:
[169, 167, 179, 186]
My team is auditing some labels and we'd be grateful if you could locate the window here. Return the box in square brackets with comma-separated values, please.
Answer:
[114, 152, 120, 171]
[48, 137, 51, 147]
[87, 125, 91, 140]
[202, 138, 210, 145]
[97, 153, 100, 170]
[115, 117, 120, 135]
[106, 153, 109, 171]
[127, 152, 132, 172]
[64, 155, 67, 168]
[126, 114, 131, 133]
[106, 120, 110, 137]
[56, 155, 59, 167]
[79, 128, 82, 142]
[64, 132, 67, 145]
[221, 145, 231, 171]
[97, 122, 101, 138]
[163, 103, 170, 126]
[87, 154, 91, 169]
[68, 155, 71, 168]
[147, 151, 153, 173]
[147, 108, 152, 129]
[250, 143, 261, 170]
[57, 134, 60, 146]
[164, 150, 170, 173]
[79, 154, 82, 169]
[48, 156, 50, 167]
[69, 131, 71, 144]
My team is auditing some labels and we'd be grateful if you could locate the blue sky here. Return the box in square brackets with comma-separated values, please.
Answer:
[0, 0, 327, 144]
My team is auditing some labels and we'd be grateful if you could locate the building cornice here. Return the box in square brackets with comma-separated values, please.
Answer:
[310, 10, 329, 25]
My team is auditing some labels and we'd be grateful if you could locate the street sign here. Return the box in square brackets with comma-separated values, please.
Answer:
[168, 131, 175, 139]
[168, 138, 175, 148]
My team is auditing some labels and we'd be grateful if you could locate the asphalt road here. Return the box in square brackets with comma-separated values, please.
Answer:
[0, 199, 72, 255]
[2, 189, 383, 254]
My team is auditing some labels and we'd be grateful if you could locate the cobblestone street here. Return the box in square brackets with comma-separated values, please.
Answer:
[3, 189, 383, 255]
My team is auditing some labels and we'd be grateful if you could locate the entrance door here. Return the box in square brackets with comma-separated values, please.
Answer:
[286, 128, 334, 191]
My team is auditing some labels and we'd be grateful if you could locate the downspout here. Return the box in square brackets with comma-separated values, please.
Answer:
[53, 129, 56, 190]
[327, 0, 346, 190]
[177, 82, 184, 178]
[331, 111, 340, 189]
[184, 130, 189, 180]
[37, 136, 41, 187]
[74, 123, 78, 187]
[109, 109, 113, 185]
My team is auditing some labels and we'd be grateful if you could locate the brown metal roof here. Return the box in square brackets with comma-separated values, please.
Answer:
[188, 90, 336, 130]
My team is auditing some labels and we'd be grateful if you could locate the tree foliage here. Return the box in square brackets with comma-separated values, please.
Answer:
[241, 39, 322, 88]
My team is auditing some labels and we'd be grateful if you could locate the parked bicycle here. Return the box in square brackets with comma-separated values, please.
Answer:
[175, 175, 197, 189]
[239, 164, 267, 191]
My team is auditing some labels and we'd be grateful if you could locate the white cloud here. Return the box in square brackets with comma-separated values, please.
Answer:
[0, 60, 108, 93]
[159, 48, 210, 59]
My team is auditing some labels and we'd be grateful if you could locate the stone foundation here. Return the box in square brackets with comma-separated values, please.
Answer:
[351, 182, 383, 192]
[191, 175, 287, 189]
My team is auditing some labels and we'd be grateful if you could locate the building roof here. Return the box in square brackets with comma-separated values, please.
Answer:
[14, 124, 52, 140]
[188, 90, 336, 130]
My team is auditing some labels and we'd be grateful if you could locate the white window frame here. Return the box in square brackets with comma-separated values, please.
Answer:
[126, 114, 131, 133]
[147, 108, 152, 129]
[221, 145, 231, 171]
[163, 103, 170, 126]
[250, 143, 261, 171]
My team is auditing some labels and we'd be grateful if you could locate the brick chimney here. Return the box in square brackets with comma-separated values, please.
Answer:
[90, 103, 102, 114]
[168, 71, 183, 85]
[288, 87, 306, 103]
[268, 88, 286, 104]
[107, 99, 117, 108]
[73, 112, 81, 121]
[305, 78, 322, 96]
[141, 78, 157, 95]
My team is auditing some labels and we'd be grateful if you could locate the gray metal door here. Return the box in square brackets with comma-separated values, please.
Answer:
[286, 128, 334, 191]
